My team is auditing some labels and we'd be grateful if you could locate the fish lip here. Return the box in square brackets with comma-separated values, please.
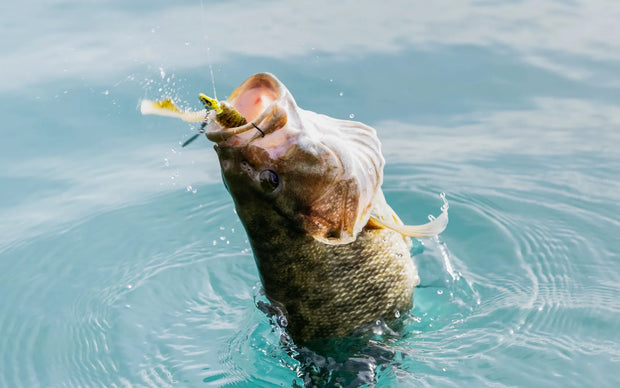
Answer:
[204, 73, 288, 145]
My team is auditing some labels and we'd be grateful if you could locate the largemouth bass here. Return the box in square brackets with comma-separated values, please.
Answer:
[141, 73, 448, 343]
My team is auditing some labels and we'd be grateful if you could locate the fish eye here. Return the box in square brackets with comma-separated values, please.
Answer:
[259, 169, 280, 193]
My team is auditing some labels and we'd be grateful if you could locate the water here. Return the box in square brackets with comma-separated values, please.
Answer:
[1, 0, 619, 386]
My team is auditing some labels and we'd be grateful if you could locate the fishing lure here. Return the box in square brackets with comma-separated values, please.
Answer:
[198, 93, 247, 128]
[141, 93, 251, 147]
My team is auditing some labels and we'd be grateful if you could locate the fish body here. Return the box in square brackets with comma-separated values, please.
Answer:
[216, 138, 418, 341]
[241, 195, 418, 342]
[141, 73, 447, 343]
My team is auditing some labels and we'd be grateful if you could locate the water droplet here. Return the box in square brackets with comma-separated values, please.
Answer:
[339, 92, 344, 97]
[163, 158, 169, 167]
[102, 90, 109, 95]
[437, 289, 443, 295]
[212, 240, 217, 246]
[329, 78, 334, 82]
[219, 226, 225, 230]
[219, 236, 226, 241]
[349, 113, 355, 119]
[159, 67, 166, 79]
[186, 185, 193, 192]
[127, 285, 132, 289]
[428, 214, 436, 221]
[184, 41, 190, 46]
[394, 310, 400, 318]
[440, 192, 449, 211]
[375, 319, 381, 326]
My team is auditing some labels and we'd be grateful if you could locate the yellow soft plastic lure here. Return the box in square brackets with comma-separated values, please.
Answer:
[140, 98, 206, 122]
[141, 93, 248, 146]
[140, 94, 247, 128]
[198, 94, 247, 128]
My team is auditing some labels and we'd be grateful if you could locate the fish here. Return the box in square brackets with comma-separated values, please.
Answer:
[141, 73, 448, 343]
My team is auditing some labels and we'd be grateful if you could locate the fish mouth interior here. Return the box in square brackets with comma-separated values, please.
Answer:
[206, 73, 286, 144]
[229, 73, 282, 122]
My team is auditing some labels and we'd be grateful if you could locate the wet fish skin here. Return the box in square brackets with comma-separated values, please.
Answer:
[252, 221, 418, 342]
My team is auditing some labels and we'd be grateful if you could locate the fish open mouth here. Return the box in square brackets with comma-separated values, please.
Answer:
[204, 73, 289, 144]
[229, 73, 282, 123]
[140, 73, 291, 146]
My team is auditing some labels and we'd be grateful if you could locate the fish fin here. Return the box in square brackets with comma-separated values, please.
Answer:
[140, 99, 207, 122]
[368, 210, 448, 238]
[368, 193, 449, 238]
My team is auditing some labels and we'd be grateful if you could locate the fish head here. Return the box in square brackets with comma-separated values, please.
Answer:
[206, 73, 385, 245]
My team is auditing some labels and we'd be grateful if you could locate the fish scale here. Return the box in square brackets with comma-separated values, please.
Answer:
[251, 224, 418, 342]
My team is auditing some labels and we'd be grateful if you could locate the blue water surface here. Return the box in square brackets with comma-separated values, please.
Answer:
[1, 0, 619, 386]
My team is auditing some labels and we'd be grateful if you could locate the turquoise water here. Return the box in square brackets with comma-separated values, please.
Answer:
[2, 0, 620, 386]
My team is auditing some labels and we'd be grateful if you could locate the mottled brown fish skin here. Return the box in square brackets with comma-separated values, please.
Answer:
[214, 143, 417, 343]
[253, 226, 416, 342]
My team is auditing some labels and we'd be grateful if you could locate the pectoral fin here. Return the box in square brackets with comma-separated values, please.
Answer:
[369, 210, 448, 238]
[140, 99, 207, 122]
[368, 193, 449, 238]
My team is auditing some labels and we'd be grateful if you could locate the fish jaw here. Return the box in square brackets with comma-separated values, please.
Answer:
[204, 73, 297, 146]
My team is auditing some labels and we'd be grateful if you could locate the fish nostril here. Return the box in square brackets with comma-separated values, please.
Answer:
[240, 161, 253, 175]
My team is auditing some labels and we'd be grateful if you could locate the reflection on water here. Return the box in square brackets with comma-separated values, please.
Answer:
[1, 0, 620, 387]
[4, 0, 620, 92]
